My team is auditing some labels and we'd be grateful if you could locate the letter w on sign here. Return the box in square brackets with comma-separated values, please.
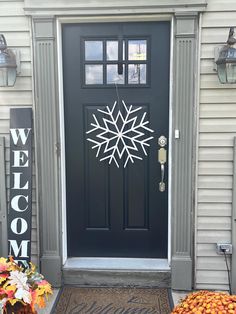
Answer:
[8, 108, 32, 265]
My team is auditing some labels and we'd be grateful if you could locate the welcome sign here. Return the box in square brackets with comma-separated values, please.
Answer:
[8, 108, 32, 265]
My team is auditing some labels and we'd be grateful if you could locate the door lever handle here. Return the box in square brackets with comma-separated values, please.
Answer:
[158, 151, 166, 192]
[159, 163, 165, 192]
[158, 136, 167, 192]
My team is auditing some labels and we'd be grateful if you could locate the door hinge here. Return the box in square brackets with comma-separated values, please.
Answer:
[55, 142, 61, 156]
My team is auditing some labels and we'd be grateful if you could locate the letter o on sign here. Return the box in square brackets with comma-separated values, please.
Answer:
[10, 218, 28, 235]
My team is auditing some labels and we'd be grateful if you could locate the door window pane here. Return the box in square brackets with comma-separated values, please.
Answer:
[128, 64, 146, 84]
[106, 41, 118, 61]
[85, 65, 103, 84]
[106, 41, 125, 61]
[85, 41, 103, 61]
[107, 65, 125, 84]
[128, 40, 147, 60]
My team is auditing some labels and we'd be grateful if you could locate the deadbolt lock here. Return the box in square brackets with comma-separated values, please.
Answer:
[158, 135, 167, 147]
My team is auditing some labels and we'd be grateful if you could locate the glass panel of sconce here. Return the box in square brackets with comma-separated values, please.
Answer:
[226, 63, 236, 83]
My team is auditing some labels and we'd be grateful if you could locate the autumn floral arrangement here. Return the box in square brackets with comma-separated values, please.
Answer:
[171, 290, 236, 314]
[0, 257, 52, 314]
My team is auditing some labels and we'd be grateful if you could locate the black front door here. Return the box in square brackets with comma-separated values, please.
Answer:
[62, 22, 170, 258]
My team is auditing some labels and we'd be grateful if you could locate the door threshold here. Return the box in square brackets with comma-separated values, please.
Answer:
[63, 258, 171, 286]
[64, 257, 170, 271]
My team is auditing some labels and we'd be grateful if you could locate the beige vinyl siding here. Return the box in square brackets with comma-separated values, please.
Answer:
[196, 0, 236, 290]
[0, 1, 38, 265]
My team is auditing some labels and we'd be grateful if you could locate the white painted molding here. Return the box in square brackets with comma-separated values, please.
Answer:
[24, 0, 207, 16]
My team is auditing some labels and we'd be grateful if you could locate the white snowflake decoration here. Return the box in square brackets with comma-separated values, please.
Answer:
[86, 100, 154, 168]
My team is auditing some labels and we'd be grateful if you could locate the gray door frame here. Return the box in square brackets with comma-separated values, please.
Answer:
[27, 0, 206, 289]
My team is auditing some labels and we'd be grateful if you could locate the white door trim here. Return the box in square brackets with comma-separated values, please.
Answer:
[56, 15, 174, 266]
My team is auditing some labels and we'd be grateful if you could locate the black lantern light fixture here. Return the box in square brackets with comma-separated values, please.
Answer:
[215, 27, 236, 84]
[0, 34, 17, 87]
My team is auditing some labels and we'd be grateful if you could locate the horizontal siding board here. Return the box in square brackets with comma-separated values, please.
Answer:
[0, 91, 32, 105]
[201, 44, 215, 59]
[0, 77, 32, 93]
[206, 0, 236, 12]
[0, 109, 21, 122]
[199, 119, 236, 133]
[198, 216, 231, 230]
[18, 47, 31, 62]
[198, 203, 232, 216]
[200, 75, 235, 90]
[199, 137, 236, 148]
[0, 121, 9, 134]
[197, 230, 231, 243]
[198, 147, 233, 161]
[0, 17, 29, 31]
[198, 189, 232, 203]
[3, 32, 30, 47]
[196, 283, 229, 291]
[0, 2, 24, 16]
[197, 257, 230, 270]
[196, 270, 229, 284]
[200, 60, 215, 75]
[200, 103, 236, 119]
[18, 61, 32, 77]
[198, 161, 233, 175]
[202, 12, 236, 28]
[198, 175, 232, 189]
[197, 243, 223, 257]
[201, 89, 236, 104]
[201, 28, 230, 44]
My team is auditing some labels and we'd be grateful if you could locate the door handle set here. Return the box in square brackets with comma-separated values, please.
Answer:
[158, 136, 167, 192]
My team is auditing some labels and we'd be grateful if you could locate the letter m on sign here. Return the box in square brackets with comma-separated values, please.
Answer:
[8, 108, 32, 264]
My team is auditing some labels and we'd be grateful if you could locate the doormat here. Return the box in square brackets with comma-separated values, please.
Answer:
[52, 286, 173, 314]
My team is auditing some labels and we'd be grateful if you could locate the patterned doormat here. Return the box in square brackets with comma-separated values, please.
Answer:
[52, 286, 173, 314]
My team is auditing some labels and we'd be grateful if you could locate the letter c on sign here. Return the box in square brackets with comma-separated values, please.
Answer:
[11, 195, 28, 212]
[11, 218, 28, 235]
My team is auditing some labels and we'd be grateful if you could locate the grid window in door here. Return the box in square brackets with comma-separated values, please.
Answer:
[83, 38, 149, 86]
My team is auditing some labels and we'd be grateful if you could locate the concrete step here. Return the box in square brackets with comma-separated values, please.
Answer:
[63, 258, 171, 287]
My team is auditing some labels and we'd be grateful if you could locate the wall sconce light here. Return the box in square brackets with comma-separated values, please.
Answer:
[0, 34, 17, 87]
[215, 27, 236, 84]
